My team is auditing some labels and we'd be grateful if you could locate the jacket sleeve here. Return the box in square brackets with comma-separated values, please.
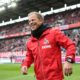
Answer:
[22, 42, 34, 68]
[54, 28, 76, 62]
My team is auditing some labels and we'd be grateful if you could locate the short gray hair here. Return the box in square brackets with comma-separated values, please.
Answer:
[28, 11, 44, 20]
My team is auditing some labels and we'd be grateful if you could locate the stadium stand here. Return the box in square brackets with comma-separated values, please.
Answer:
[0, 8, 80, 55]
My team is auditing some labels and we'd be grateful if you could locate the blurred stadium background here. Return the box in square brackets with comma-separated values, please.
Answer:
[0, 0, 80, 80]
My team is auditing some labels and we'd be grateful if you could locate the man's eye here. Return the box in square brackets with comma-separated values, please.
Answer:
[32, 19, 34, 21]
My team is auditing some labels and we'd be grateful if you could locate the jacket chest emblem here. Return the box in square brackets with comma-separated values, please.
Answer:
[43, 38, 49, 44]
[42, 38, 51, 49]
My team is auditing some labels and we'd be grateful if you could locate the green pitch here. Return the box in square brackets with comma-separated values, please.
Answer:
[0, 63, 80, 80]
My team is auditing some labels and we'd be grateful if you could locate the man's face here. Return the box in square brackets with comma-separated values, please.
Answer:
[28, 14, 43, 31]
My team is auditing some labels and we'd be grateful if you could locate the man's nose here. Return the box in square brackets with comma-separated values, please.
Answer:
[29, 21, 33, 25]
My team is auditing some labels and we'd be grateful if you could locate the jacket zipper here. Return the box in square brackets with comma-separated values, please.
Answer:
[38, 40, 46, 80]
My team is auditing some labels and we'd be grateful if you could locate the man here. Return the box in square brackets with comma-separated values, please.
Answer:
[21, 12, 76, 80]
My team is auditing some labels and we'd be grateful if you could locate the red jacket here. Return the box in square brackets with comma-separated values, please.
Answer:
[22, 28, 76, 80]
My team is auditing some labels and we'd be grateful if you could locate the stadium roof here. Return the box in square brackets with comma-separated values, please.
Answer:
[0, 0, 80, 22]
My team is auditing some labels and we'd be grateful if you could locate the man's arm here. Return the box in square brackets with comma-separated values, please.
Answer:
[54, 28, 76, 76]
[21, 42, 34, 75]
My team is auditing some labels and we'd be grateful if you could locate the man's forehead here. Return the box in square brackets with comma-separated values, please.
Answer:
[28, 14, 37, 19]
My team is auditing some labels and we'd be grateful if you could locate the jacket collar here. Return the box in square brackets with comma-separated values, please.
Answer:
[31, 28, 51, 41]
[31, 24, 51, 39]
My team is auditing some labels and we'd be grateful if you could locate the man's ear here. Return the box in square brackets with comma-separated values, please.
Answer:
[40, 19, 44, 24]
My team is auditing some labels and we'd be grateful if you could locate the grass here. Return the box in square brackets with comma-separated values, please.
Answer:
[0, 63, 80, 80]
[0, 64, 35, 80]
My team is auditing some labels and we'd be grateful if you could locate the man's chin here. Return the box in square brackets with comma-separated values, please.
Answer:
[31, 27, 37, 31]
[31, 28, 36, 31]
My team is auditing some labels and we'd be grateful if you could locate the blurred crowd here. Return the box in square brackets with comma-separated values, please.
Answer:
[0, 22, 30, 36]
[0, 9, 80, 36]
[0, 36, 29, 52]
[0, 8, 80, 55]
[63, 29, 80, 55]
[45, 8, 80, 27]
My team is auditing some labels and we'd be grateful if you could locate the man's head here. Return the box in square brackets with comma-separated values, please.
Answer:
[28, 12, 44, 31]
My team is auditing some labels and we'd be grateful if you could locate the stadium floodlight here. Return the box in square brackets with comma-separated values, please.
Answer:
[39, 11, 41, 14]
[8, 2, 17, 8]
[76, 3, 80, 8]
[18, 16, 21, 19]
[0, 7, 5, 12]
[3, 0, 11, 4]
[10, 18, 12, 21]
[70, 5, 77, 10]
[65, 6, 71, 10]
[51, 7, 53, 11]
[0, 0, 19, 8]
[53, 7, 65, 13]
[42, 10, 53, 16]
[64, 4, 67, 8]
[53, 9, 60, 13]
[0, 2, 4, 6]
[2, 20, 4, 23]
[59, 8, 66, 12]
[0, 0, 11, 6]
[0, 0, 19, 4]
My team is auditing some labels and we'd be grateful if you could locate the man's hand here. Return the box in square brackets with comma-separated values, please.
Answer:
[21, 66, 28, 75]
[63, 61, 73, 76]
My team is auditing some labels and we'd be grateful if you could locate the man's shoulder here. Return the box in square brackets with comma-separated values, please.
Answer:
[50, 27, 60, 33]
[52, 27, 59, 30]
[26, 37, 32, 45]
